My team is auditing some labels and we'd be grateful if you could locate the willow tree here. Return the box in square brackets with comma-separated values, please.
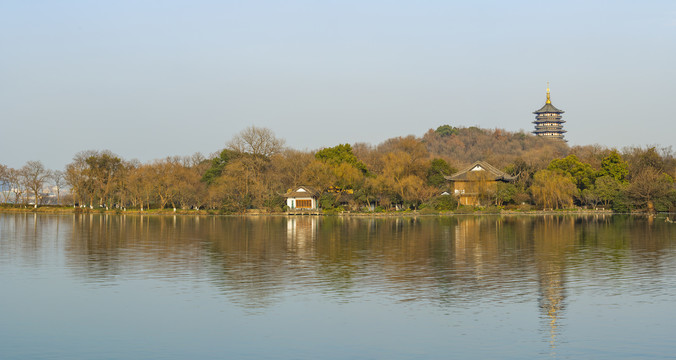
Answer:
[466, 170, 497, 206]
[530, 169, 576, 210]
[547, 154, 596, 192]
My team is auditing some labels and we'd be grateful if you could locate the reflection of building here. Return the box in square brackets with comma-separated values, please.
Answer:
[453, 217, 501, 273]
[538, 262, 565, 353]
[533, 216, 574, 353]
[286, 216, 318, 252]
[283, 186, 320, 210]
[533, 85, 566, 140]
[445, 161, 515, 206]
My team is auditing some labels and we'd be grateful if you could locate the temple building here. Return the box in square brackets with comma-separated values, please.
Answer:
[444, 161, 515, 206]
[533, 85, 566, 141]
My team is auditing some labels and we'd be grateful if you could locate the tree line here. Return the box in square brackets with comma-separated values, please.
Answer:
[1, 125, 675, 213]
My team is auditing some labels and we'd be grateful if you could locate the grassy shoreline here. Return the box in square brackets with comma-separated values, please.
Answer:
[0, 205, 661, 217]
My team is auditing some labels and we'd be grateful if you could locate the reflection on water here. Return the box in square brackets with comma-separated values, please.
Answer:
[1, 213, 675, 359]
[2, 214, 674, 304]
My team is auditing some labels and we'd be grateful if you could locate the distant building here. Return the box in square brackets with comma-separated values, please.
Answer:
[283, 186, 320, 210]
[444, 161, 515, 206]
[533, 84, 566, 141]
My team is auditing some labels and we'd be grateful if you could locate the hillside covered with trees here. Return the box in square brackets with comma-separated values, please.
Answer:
[1, 125, 675, 213]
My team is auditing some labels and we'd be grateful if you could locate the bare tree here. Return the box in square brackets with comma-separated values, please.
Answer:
[627, 167, 673, 213]
[85, 150, 123, 208]
[127, 163, 154, 211]
[190, 152, 206, 165]
[0, 164, 10, 203]
[227, 126, 285, 158]
[6, 168, 25, 204]
[51, 170, 66, 205]
[21, 160, 52, 207]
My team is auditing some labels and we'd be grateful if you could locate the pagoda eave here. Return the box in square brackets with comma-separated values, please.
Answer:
[533, 130, 567, 134]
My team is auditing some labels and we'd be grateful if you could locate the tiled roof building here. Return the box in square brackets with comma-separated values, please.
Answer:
[444, 161, 515, 206]
[283, 186, 320, 210]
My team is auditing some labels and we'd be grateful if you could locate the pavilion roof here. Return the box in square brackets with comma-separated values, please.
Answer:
[444, 161, 516, 182]
[282, 186, 320, 198]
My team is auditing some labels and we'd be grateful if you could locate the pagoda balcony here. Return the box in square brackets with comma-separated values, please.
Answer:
[534, 125, 566, 129]
[533, 129, 567, 134]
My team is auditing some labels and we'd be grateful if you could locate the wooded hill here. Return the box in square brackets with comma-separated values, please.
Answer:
[421, 125, 569, 171]
[1, 125, 675, 213]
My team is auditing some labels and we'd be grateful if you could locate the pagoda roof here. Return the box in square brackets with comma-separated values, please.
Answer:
[533, 119, 566, 124]
[533, 102, 564, 114]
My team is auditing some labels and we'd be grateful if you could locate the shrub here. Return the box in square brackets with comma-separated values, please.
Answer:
[419, 207, 438, 215]
[430, 195, 458, 211]
[454, 206, 476, 214]
[517, 204, 533, 212]
[611, 192, 631, 213]
[479, 206, 501, 214]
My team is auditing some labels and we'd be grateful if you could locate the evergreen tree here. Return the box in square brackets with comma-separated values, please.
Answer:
[598, 150, 628, 183]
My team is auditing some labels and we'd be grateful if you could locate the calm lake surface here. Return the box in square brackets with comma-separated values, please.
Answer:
[1, 213, 675, 359]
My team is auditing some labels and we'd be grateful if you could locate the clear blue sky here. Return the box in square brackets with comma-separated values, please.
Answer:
[1, 0, 675, 170]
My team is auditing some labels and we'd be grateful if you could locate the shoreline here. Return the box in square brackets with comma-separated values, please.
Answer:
[0, 206, 669, 217]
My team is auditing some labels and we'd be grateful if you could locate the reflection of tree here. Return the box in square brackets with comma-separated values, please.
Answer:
[0, 213, 54, 267]
[6, 212, 667, 318]
[65, 214, 209, 282]
[203, 216, 291, 308]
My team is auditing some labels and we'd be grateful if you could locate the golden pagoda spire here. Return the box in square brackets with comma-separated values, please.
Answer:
[546, 82, 551, 104]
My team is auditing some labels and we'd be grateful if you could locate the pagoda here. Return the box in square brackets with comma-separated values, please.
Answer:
[533, 84, 566, 141]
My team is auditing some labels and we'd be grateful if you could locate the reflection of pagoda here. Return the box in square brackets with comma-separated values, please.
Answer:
[533, 216, 574, 354]
[538, 262, 565, 353]
[533, 84, 566, 141]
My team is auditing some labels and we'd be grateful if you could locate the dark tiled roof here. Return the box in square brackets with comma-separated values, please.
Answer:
[533, 128, 567, 133]
[533, 119, 566, 124]
[533, 102, 564, 114]
[444, 161, 516, 182]
[282, 186, 320, 198]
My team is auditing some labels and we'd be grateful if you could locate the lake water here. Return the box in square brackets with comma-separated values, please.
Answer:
[1, 213, 675, 359]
